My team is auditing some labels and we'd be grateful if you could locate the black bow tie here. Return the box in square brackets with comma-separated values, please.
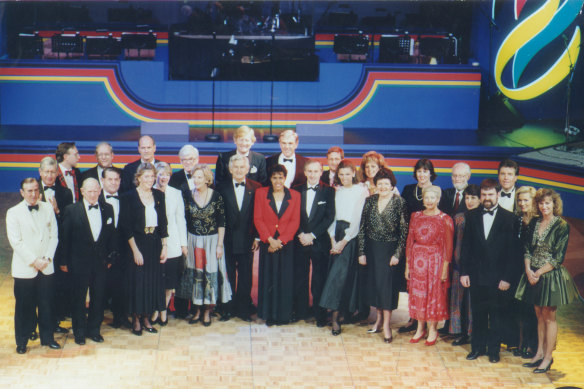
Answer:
[482, 207, 497, 216]
[235, 182, 245, 188]
[44, 186, 54, 191]
[106, 194, 119, 199]
[186, 173, 192, 179]
[501, 191, 512, 198]
[308, 185, 319, 191]
[283, 158, 293, 163]
[88, 204, 99, 210]
[28, 205, 39, 212]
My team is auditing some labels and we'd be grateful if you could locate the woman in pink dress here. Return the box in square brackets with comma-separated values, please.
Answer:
[405, 185, 454, 346]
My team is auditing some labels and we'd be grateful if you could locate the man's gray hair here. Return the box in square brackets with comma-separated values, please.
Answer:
[178, 144, 199, 158]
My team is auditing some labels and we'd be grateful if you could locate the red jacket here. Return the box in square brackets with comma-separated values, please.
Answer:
[254, 186, 300, 245]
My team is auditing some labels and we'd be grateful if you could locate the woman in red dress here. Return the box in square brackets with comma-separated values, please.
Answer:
[405, 185, 453, 346]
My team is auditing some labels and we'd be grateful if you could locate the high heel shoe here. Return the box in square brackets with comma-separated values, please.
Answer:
[533, 359, 553, 374]
[522, 358, 543, 368]
[159, 317, 168, 326]
[332, 322, 341, 336]
[367, 327, 382, 334]
[409, 330, 427, 344]
[188, 316, 200, 325]
[425, 337, 438, 346]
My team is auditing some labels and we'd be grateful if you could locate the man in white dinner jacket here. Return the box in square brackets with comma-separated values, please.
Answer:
[6, 178, 60, 354]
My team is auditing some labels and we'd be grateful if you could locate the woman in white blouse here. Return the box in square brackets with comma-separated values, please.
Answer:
[319, 160, 369, 336]
[150, 162, 188, 326]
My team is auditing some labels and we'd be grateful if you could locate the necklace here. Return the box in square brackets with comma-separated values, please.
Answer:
[415, 185, 423, 201]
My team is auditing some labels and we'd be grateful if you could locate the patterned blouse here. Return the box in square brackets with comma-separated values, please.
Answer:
[525, 216, 570, 269]
[358, 194, 408, 258]
[183, 189, 226, 236]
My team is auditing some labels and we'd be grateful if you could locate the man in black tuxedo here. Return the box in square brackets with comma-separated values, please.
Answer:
[497, 158, 519, 212]
[440, 162, 471, 216]
[168, 144, 199, 192]
[81, 142, 115, 187]
[121, 135, 159, 193]
[217, 154, 261, 321]
[215, 126, 267, 187]
[265, 130, 307, 188]
[55, 142, 82, 202]
[320, 146, 344, 188]
[292, 160, 335, 326]
[99, 167, 129, 329]
[460, 178, 521, 363]
[39, 157, 73, 335]
[61, 178, 118, 345]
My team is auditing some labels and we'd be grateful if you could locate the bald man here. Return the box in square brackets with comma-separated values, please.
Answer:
[61, 178, 118, 345]
[121, 136, 159, 193]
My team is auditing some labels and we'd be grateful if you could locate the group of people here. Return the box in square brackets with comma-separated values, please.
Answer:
[7, 126, 579, 377]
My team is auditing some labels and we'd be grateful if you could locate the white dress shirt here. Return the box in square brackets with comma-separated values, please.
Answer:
[233, 179, 246, 210]
[84, 200, 102, 242]
[305, 183, 318, 216]
[498, 187, 516, 212]
[59, 164, 77, 203]
[278, 154, 296, 188]
[104, 192, 120, 227]
[145, 202, 158, 228]
[483, 206, 498, 239]
[41, 180, 55, 201]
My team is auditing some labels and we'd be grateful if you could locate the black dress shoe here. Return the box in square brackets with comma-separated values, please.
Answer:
[159, 318, 168, 326]
[30, 331, 38, 341]
[316, 319, 328, 328]
[398, 321, 417, 333]
[331, 323, 341, 336]
[466, 350, 486, 360]
[143, 326, 158, 333]
[202, 318, 212, 327]
[132, 329, 142, 336]
[533, 359, 553, 373]
[41, 340, 61, 349]
[16, 345, 27, 354]
[238, 314, 252, 322]
[522, 358, 543, 368]
[89, 334, 104, 343]
[489, 354, 500, 363]
[452, 336, 469, 346]
[522, 349, 536, 359]
[54, 326, 69, 334]
[188, 317, 200, 325]
[219, 312, 232, 322]
[75, 337, 86, 345]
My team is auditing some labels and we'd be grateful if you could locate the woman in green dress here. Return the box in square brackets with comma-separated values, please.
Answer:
[515, 188, 579, 373]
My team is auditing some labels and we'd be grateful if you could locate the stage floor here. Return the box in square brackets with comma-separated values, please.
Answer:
[1, 195, 583, 388]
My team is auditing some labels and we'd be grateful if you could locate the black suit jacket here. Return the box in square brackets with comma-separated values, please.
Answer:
[169, 169, 189, 191]
[121, 159, 160, 193]
[38, 178, 73, 223]
[320, 170, 336, 187]
[81, 166, 100, 185]
[56, 167, 82, 202]
[61, 201, 117, 273]
[218, 179, 262, 254]
[440, 187, 468, 217]
[292, 182, 335, 251]
[119, 188, 168, 241]
[265, 153, 307, 188]
[460, 206, 521, 288]
[215, 150, 267, 187]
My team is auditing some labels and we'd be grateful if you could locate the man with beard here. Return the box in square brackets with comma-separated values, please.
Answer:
[460, 178, 521, 364]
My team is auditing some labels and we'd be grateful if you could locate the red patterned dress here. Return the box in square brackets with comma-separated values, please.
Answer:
[406, 211, 454, 321]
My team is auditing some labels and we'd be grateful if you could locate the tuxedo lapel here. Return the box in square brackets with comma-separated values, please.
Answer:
[486, 209, 504, 243]
[242, 182, 254, 213]
[21, 202, 40, 235]
[79, 203, 96, 243]
[308, 187, 320, 221]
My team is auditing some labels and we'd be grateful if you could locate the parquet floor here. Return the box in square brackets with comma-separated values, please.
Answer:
[1, 193, 583, 388]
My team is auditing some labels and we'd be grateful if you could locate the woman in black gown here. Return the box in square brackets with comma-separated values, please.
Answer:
[120, 163, 168, 336]
[358, 168, 408, 343]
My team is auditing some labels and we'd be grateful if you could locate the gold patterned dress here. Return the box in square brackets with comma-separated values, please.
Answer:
[515, 217, 579, 307]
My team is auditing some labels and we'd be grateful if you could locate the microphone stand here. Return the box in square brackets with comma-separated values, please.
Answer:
[206, 32, 222, 142]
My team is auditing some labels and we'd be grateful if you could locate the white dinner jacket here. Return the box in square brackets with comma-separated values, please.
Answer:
[6, 200, 58, 278]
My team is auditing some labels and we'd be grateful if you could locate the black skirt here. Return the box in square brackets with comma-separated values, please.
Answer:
[126, 232, 166, 315]
[257, 242, 294, 322]
[319, 238, 359, 314]
[366, 239, 399, 310]
[162, 255, 184, 290]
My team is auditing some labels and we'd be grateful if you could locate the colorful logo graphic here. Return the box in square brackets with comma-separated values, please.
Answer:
[494, 0, 583, 100]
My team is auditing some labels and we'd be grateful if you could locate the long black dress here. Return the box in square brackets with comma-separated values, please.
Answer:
[120, 188, 168, 315]
[358, 194, 408, 310]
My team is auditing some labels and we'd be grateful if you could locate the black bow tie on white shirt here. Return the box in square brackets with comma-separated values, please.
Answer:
[88, 204, 99, 210]
[501, 192, 512, 198]
[106, 194, 119, 199]
[28, 205, 39, 212]
[308, 185, 319, 191]
[283, 158, 293, 163]
[482, 207, 497, 216]
[44, 185, 54, 191]
[235, 182, 245, 188]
